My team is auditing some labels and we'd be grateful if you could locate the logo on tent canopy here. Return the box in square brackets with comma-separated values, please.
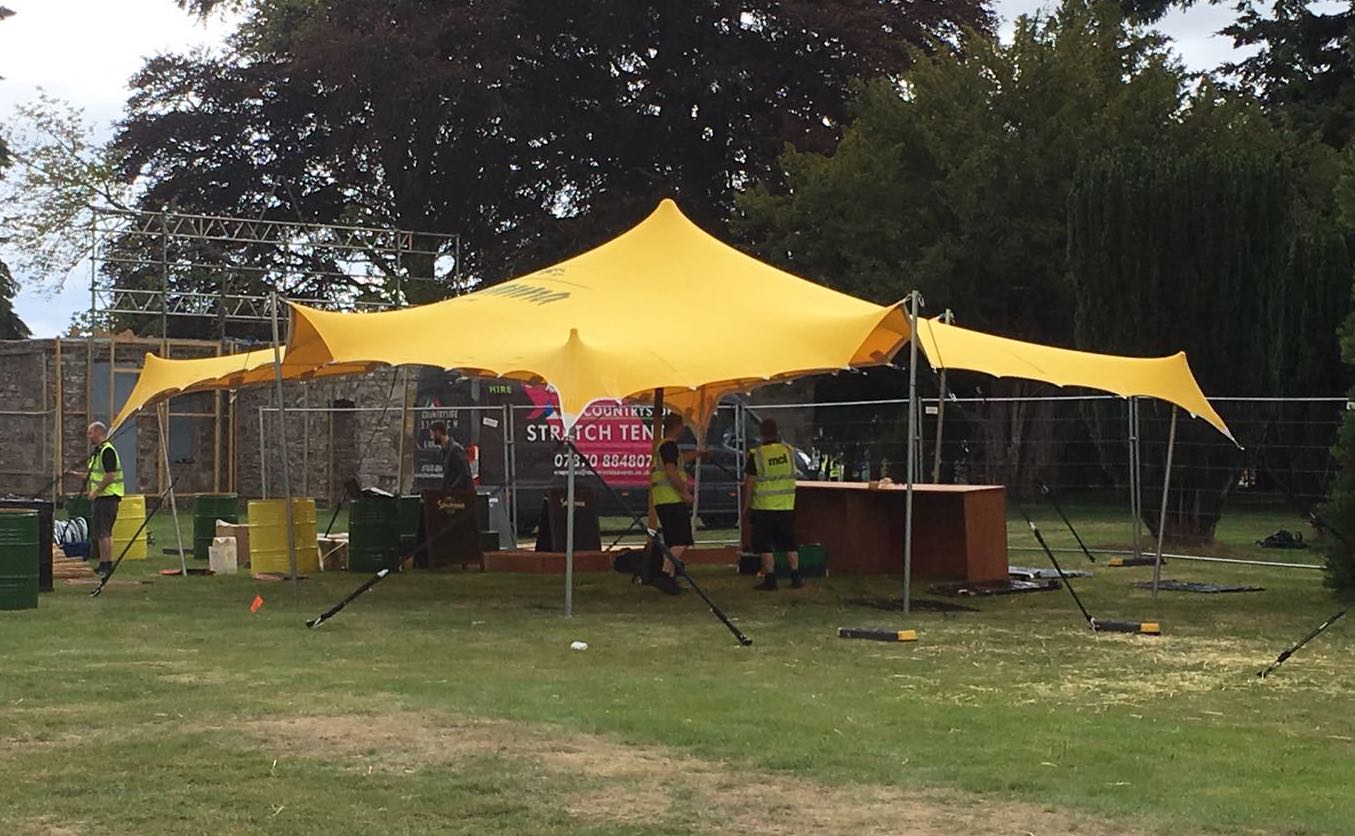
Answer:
[478, 281, 570, 306]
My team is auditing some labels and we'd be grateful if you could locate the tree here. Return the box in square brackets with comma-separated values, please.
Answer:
[0, 3, 32, 338]
[1068, 146, 1301, 541]
[109, 0, 992, 314]
[0, 94, 134, 287]
[735, 0, 1189, 491]
[1224, 0, 1355, 150]
[1318, 146, 1355, 589]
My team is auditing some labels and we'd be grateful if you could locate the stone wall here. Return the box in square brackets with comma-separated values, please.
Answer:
[234, 369, 410, 504]
[0, 337, 412, 503]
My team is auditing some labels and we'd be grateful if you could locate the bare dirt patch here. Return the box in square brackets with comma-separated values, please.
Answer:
[12, 818, 84, 836]
[234, 712, 1148, 835]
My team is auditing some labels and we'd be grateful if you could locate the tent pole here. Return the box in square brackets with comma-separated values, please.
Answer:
[258, 405, 268, 499]
[395, 368, 410, 493]
[734, 401, 745, 543]
[689, 428, 703, 538]
[903, 290, 921, 614]
[501, 403, 512, 541]
[648, 388, 664, 542]
[1133, 398, 1144, 560]
[565, 427, 577, 617]
[269, 292, 299, 594]
[1152, 407, 1178, 597]
[1127, 397, 1140, 561]
[931, 309, 952, 483]
[158, 403, 188, 577]
[506, 404, 519, 543]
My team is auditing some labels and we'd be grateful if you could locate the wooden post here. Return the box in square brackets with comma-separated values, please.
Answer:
[213, 341, 223, 493]
[54, 338, 63, 501]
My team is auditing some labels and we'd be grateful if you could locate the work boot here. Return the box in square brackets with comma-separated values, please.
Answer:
[654, 573, 682, 596]
[96, 561, 113, 578]
[790, 570, 804, 590]
[754, 573, 778, 592]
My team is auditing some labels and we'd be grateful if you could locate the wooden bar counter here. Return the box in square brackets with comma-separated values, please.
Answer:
[792, 482, 1008, 581]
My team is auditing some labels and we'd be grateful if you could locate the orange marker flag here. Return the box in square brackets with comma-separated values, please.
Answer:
[250, 594, 265, 614]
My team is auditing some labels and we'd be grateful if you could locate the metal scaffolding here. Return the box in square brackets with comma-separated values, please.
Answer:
[89, 206, 463, 339]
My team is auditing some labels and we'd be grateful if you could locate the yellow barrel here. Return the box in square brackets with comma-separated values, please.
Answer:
[111, 495, 148, 561]
[248, 499, 319, 574]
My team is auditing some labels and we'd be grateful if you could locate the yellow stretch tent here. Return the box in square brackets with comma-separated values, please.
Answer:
[281, 199, 912, 430]
[912, 316, 1234, 442]
[110, 347, 375, 432]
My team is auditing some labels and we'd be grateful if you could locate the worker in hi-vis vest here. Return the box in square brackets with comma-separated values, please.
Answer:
[650, 411, 708, 595]
[65, 421, 124, 578]
[743, 417, 802, 591]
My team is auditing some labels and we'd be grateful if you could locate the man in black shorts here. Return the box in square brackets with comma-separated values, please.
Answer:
[66, 421, 124, 578]
[649, 412, 697, 595]
[743, 417, 802, 591]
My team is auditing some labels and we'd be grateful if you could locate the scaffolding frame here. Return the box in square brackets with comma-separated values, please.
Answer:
[82, 206, 464, 507]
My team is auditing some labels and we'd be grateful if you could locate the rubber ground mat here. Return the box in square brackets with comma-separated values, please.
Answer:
[1106, 556, 1160, 567]
[927, 579, 1061, 597]
[1131, 579, 1264, 593]
[1009, 565, 1091, 580]
[847, 597, 979, 613]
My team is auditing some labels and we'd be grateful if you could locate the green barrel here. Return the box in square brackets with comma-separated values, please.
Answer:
[0, 510, 39, 611]
[398, 495, 422, 556]
[193, 494, 239, 560]
[349, 495, 401, 572]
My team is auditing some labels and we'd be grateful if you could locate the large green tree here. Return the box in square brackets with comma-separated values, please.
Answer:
[104, 0, 991, 332]
[1224, 0, 1355, 150]
[1068, 147, 1300, 540]
[0, 4, 32, 339]
[736, 0, 1188, 490]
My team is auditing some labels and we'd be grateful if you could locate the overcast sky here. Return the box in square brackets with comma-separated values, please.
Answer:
[0, 0, 1255, 337]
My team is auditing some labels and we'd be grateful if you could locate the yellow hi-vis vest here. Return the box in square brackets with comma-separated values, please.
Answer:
[89, 441, 125, 498]
[650, 442, 687, 506]
[750, 442, 796, 511]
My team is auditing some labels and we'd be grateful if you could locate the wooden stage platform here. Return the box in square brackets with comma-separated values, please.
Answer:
[794, 482, 1008, 581]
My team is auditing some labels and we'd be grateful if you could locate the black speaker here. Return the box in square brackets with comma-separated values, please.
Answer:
[419, 489, 482, 569]
[535, 486, 601, 552]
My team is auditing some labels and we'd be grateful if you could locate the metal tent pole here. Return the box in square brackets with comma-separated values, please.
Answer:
[1151, 407, 1179, 597]
[395, 369, 410, 493]
[647, 389, 665, 542]
[564, 427, 577, 617]
[1128, 397, 1141, 560]
[689, 422, 703, 536]
[258, 406, 268, 499]
[157, 403, 189, 576]
[734, 401, 745, 542]
[506, 404, 519, 542]
[931, 309, 952, 483]
[903, 291, 921, 614]
[269, 292, 299, 594]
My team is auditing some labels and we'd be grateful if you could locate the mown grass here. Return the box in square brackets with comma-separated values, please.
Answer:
[1, 497, 1350, 834]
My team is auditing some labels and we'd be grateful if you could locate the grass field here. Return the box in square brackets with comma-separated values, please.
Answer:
[2, 497, 1352, 835]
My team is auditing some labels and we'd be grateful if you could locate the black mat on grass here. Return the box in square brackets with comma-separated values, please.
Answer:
[1131, 580, 1264, 593]
[927, 579, 1061, 597]
[848, 597, 979, 613]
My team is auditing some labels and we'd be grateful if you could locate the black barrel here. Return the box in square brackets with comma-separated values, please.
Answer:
[349, 495, 401, 572]
[0, 509, 39, 610]
[0, 498, 53, 592]
[193, 494, 239, 560]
